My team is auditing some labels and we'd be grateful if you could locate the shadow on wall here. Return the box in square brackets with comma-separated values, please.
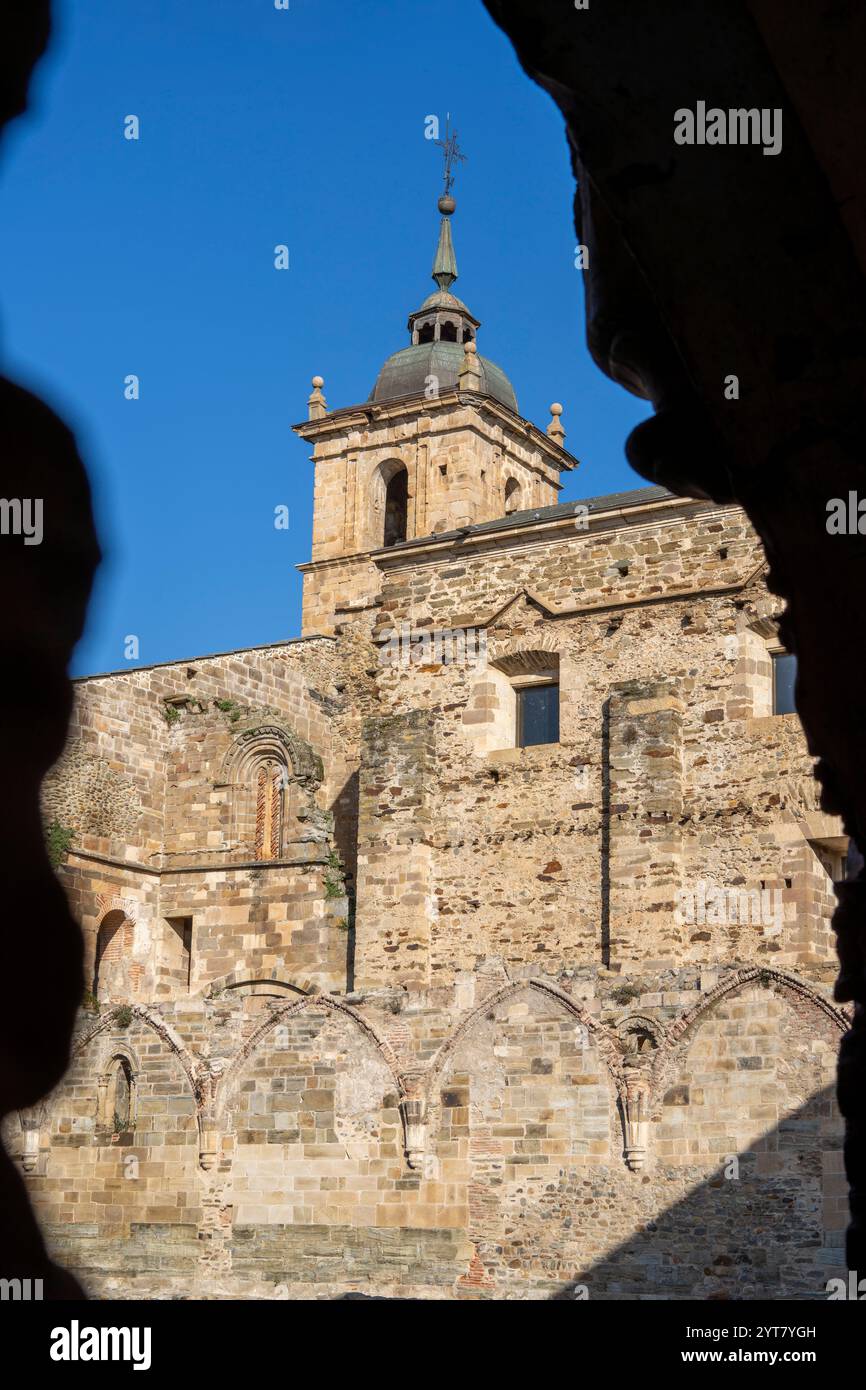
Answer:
[549, 1086, 843, 1301]
[0, 4, 100, 1296]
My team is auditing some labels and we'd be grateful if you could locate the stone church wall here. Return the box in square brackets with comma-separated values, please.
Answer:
[19, 494, 849, 1299]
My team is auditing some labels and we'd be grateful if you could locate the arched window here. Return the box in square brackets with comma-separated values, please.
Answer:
[504, 477, 521, 515]
[418, 322, 435, 344]
[440, 320, 458, 343]
[383, 467, 409, 546]
[93, 909, 134, 1001]
[99, 1055, 136, 1135]
[110, 1057, 133, 1132]
[219, 723, 321, 861]
[254, 759, 285, 861]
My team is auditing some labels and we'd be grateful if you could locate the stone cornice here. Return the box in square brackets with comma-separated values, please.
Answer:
[65, 847, 330, 876]
[292, 388, 579, 471]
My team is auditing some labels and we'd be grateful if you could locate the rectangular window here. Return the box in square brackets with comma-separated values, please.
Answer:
[164, 915, 192, 989]
[772, 651, 797, 715]
[516, 683, 559, 747]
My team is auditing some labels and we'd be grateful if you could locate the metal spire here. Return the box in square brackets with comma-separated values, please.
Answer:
[432, 116, 465, 290]
[434, 114, 466, 201]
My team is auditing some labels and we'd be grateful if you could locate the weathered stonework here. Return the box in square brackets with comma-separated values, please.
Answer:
[19, 217, 851, 1300]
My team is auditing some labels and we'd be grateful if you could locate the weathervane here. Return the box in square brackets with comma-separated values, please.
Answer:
[435, 114, 466, 202]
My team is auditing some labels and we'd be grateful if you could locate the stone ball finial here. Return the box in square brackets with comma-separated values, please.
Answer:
[547, 401, 566, 442]
[438, 194, 456, 215]
[464, 339, 476, 354]
[312, 375, 324, 389]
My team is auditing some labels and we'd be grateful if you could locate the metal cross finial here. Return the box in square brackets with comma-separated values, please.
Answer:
[435, 114, 466, 198]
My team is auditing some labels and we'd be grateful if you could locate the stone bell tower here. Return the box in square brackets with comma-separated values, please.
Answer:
[294, 165, 578, 636]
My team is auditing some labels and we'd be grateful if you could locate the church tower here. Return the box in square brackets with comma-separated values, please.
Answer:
[294, 155, 578, 636]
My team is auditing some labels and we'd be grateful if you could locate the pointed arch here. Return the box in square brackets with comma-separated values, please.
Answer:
[427, 978, 623, 1098]
[213, 993, 405, 1120]
[71, 1004, 202, 1105]
[669, 966, 849, 1045]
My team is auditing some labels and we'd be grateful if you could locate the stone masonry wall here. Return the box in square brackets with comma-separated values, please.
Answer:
[10, 968, 846, 1299]
[20, 492, 849, 1299]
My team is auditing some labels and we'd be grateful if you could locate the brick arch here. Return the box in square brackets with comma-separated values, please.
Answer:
[649, 967, 848, 1123]
[92, 908, 136, 1001]
[427, 978, 623, 1099]
[668, 967, 849, 1047]
[213, 994, 405, 1121]
[616, 1012, 668, 1053]
[488, 646, 561, 678]
[95, 892, 140, 924]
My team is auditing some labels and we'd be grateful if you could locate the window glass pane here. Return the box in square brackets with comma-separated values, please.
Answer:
[773, 652, 797, 715]
[518, 684, 559, 747]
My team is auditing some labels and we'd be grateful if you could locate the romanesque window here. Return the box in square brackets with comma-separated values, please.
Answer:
[440, 320, 458, 342]
[417, 322, 435, 344]
[100, 1055, 135, 1135]
[383, 467, 408, 547]
[220, 724, 322, 862]
[254, 760, 284, 860]
[504, 477, 521, 514]
[772, 651, 797, 715]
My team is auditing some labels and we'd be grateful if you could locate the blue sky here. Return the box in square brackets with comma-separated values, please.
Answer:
[0, 0, 651, 676]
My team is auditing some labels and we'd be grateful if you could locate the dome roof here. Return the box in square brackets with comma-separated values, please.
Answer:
[369, 341, 517, 412]
[417, 288, 472, 314]
[367, 194, 518, 414]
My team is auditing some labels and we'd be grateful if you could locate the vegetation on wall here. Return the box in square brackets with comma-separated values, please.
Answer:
[214, 698, 243, 723]
[324, 848, 347, 899]
[611, 983, 642, 1006]
[46, 821, 74, 868]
